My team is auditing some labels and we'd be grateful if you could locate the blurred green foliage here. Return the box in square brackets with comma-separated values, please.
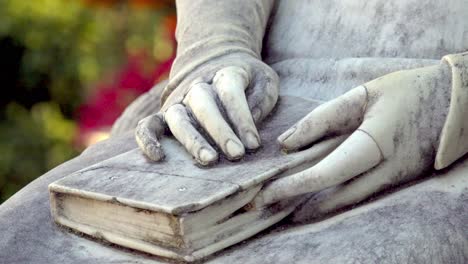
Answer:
[0, 0, 175, 203]
[0, 102, 77, 200]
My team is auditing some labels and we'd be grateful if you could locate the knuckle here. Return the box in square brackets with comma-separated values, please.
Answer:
[213, 66, 250, 89]
[216, 66, 249, 79]
[165, 104, 187, 124]
[136, 118, 146, 128]
[136, 116, 152, 131]
[183, 83, 208, 105]
[186, 82, 211, 101]
[165, 104, 182, 115]
[258, 63, 279, 81]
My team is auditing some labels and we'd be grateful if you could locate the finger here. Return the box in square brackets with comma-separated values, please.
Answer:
[314, 162, 394, 214]
[246, 66, 280, 123]
[183, 83, 245, 160]
[278, 85, 368, 151]
[246, 135, 347, 210]
[293, 162, 395, 221]
[213, 66, 260, 150]
[253, 129, 383, 207]
[165, 104, 218, 166]
[135, 113, 166, 161]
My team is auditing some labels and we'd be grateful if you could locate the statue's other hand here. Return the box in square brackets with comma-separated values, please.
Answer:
[135, 54, 279, 165]
[252, 63, 451, 212]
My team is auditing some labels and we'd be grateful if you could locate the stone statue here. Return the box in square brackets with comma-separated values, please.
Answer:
[0, 0, 466, 263]
[134, 0, 467, 217]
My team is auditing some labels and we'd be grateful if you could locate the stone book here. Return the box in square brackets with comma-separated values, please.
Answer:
[48, 96, 342, 262]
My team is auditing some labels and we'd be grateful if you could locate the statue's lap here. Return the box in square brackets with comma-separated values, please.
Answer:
[2, 0, 468, 261]
[1, 59, 466, 263]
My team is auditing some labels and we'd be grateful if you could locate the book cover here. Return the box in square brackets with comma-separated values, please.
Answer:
[49, 96, 341, 261]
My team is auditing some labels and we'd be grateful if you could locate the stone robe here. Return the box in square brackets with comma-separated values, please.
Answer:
[1, 1, 467, 263]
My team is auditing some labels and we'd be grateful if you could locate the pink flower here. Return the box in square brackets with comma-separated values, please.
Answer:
[77, 51, 175, 146]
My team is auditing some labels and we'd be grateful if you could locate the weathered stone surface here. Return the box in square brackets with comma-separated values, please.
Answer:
[214, 170, 468, 264]
[52, 96, 332, 214]
[0, 128, 466, 263]
[1, 59, 467, 263]
[2, 0, 468, 260]
[265, 0, 468, 63]
[1, 96, 466, 263]
[48, 96, 345, 261]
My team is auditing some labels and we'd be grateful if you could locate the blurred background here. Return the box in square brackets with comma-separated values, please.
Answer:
[0, 0, 176, 203]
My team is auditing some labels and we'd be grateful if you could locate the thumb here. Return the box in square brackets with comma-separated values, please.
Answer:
[135, 113, 166, 161]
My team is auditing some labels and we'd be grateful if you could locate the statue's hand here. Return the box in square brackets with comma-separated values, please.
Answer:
[135, 53, 279, 165]
[252, 63, 451, 211]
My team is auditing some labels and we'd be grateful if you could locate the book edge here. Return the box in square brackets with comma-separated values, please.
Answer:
[50, 193, 304, 262]
[48, 136, 343, 216]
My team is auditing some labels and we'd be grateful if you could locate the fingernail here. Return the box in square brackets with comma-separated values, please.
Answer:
[244, 131, 260, 149]
[198, 148, 218, 164]
[225, 139, 245, 159]
[278, 126, 297, 143]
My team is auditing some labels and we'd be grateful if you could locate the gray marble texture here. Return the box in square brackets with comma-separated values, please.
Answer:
[2, 0, 468, 261]
[0, 126, 466, 264]
[53, 96, 330, 215]
[265, 0, 468, 63]
[2, 58, 468, 263]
